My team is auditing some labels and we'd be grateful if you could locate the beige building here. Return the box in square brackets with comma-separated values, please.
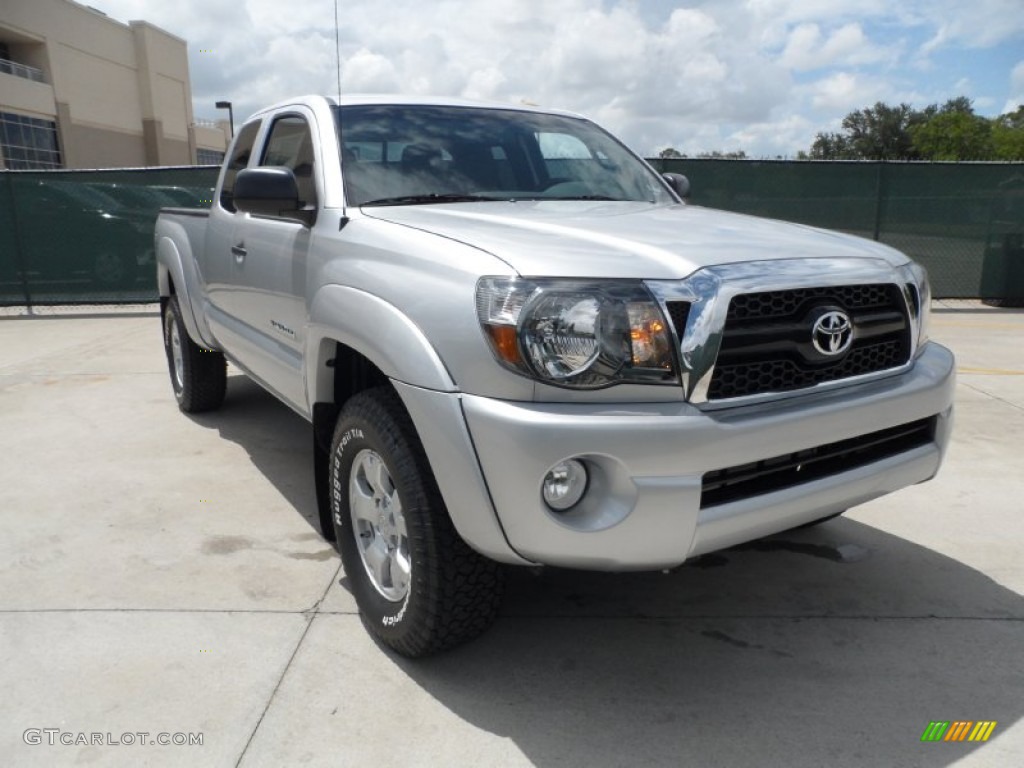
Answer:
[0, 0, 228, 169]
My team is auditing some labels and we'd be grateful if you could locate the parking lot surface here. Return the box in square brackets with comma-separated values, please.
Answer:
[1, 301, 1022, 767]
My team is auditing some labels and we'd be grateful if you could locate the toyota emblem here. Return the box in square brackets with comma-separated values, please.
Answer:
[812, 310, 853, 356]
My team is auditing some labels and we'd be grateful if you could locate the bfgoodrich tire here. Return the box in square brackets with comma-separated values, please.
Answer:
[162, 296, 226, 413]
[330, 387, 503, 656]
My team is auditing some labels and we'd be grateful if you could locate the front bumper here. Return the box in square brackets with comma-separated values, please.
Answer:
[456, 342, 954, 570]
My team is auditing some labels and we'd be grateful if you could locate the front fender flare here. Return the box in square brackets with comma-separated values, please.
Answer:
[305, 284, 456, 406]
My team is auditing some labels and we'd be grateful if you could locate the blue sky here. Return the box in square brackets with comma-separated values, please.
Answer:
[94, 0, 1024, 157]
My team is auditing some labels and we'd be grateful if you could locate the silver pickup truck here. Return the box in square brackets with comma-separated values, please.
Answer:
[156, 94, 955, 656]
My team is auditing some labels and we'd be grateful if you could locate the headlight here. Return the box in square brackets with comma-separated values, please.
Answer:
[476, 277, 677, 388]
[900, 262, 931, 352]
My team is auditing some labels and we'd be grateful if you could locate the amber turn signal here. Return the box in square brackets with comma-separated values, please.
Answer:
[484, 324, 521, 364]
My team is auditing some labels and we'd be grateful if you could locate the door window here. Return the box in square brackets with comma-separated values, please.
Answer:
[260, 115, 318, 208]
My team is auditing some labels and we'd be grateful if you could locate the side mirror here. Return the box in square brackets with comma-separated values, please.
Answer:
[662, 172, 690, 200]
[234, 167, 310, 223]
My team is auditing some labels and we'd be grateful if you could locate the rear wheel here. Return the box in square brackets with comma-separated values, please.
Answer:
[330, 387, 503, 656]
[162, 296, 226, 413]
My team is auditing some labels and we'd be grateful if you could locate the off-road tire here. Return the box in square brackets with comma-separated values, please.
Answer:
[314, 434, 336, 542]
[330, 386, 504, 656]
[162, 295, 226, 413]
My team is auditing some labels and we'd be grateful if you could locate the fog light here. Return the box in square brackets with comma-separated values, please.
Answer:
[542, 459, 588, 512]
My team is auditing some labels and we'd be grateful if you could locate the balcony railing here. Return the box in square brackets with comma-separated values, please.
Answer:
[0, 57, 46, 84]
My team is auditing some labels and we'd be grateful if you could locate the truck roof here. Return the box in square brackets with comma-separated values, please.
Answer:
[247, 94, 585, 121]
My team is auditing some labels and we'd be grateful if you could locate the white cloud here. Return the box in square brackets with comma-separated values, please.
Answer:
[89, 0, 1024, 157]
[809, 72, 872, 111]
[463, 68, 507, 101]
[780, 22, 895, 71]
[339, 49, 400, 93]
[1005, 60, 1024, 114]
[727, 113, 819, 158]
[915, 0, 1024, 55]
[749, 0, 901, 49]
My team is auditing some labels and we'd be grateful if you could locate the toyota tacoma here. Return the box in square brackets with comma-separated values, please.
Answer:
[155, 95, 954, 656]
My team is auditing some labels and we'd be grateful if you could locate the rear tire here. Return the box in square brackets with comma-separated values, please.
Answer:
[330, 387, 503, 656]
[162, 295, 226, 413]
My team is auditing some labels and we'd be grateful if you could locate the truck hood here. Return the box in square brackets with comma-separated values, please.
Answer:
[362, 201, 909, 279]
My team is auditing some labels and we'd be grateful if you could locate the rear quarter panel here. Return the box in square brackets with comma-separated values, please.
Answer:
[155, 209, 217, 347]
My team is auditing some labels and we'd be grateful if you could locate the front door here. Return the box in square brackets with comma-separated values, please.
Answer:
[228, 111, 321, 414]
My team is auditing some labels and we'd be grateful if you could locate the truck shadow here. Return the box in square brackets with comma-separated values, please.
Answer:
[188, 373, 322, 536]
[391, 528, 1022, 767]
[191, 374, 1021, 767]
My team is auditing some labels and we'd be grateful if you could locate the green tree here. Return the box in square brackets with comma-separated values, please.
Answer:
[697, 150, 748, 159]
[911, 111, 994, 159]
[658, 147, 684, 159]
[809, 101, 924, 159]
[910, 98, 996, 160]
[934, 96, 974, 116]
[846, 102, 924, 159]
[805, 96, 1023, 161]
[808, 131, 854, 159]
[992, 105, 1024, 160]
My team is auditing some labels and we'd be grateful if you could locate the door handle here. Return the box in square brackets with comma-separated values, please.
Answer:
[231, 243, 247, 262]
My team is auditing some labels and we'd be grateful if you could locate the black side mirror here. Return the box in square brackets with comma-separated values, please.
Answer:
[663, 172, 690, 200]
[234, 167, 311, 224]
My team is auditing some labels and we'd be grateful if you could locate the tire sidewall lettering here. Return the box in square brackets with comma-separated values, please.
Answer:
[330, 420, 412, 630]
[330, 428, 365, 527]
[338, 427, 364, 453]
[382, 591, 410, 627]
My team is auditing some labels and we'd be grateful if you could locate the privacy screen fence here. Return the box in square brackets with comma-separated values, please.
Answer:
[2, 161, 1023, 305]
[654, 159, 1024, 303]
[1, 167, 218, 305]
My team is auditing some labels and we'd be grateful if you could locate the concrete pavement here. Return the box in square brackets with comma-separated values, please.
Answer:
[1, 301, 1021, 767]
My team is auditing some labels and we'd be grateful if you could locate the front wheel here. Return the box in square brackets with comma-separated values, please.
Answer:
[330, 387, 503, 656]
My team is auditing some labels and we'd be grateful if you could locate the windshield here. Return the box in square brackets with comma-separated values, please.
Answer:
[333, 104, 675, 207]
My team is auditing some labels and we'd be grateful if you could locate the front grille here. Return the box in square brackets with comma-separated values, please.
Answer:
[701, 417, 935, 508]
[708, 283, 911, 400]
[727, 284, 895, 322]
[712, 339, 906, 396]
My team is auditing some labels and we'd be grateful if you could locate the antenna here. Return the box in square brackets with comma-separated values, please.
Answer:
[334, 0, 341, 102]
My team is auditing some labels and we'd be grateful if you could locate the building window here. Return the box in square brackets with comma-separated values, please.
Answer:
[0, 112, 62, 169]
[196, 148, 225, 165]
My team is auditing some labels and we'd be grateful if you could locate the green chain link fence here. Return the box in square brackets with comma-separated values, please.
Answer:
[653, 158, 1024, 303]
[1, 167, 217, 306]
[3, 161, 1023, 305]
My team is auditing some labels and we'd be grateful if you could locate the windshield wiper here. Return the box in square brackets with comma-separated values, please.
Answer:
[361, 193, 501, 207]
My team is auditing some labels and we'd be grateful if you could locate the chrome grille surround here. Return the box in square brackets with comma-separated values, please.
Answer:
[645, 258, 928, 409]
